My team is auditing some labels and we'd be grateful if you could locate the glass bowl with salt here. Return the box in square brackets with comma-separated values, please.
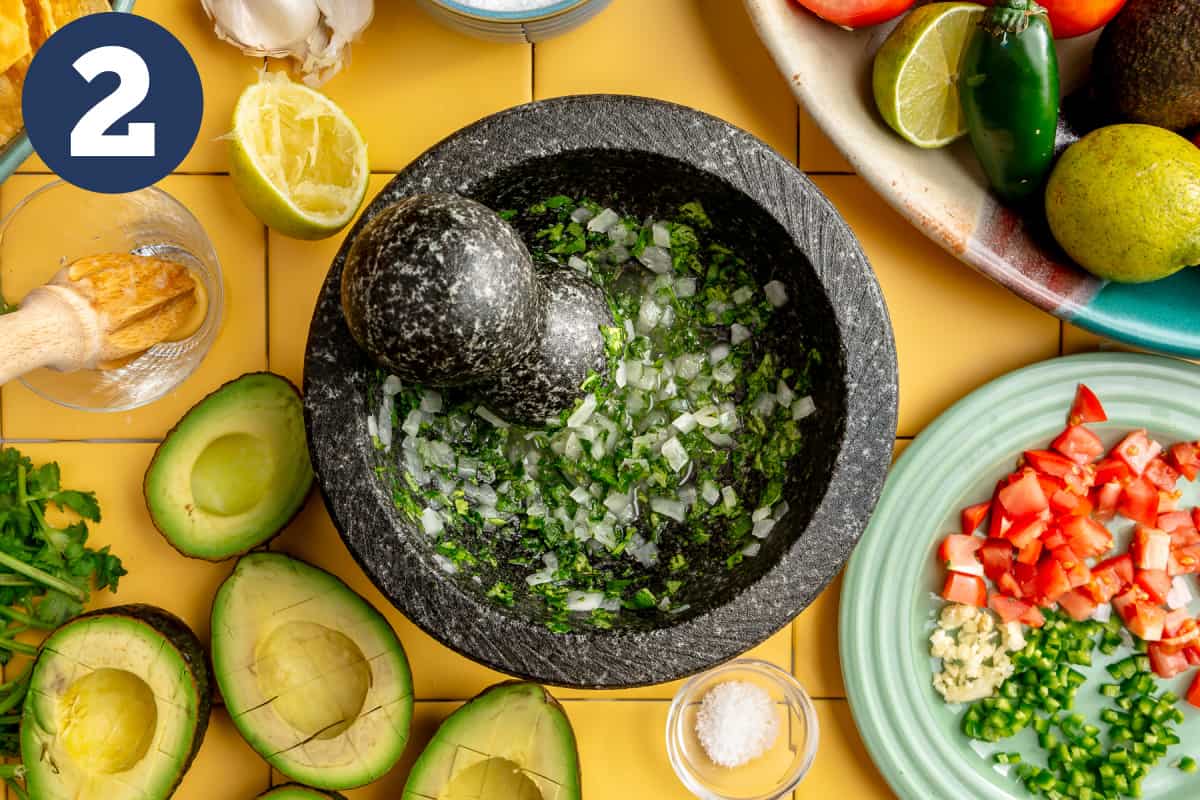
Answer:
[666, 659, 819, 800]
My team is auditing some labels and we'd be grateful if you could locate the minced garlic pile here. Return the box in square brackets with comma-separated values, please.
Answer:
[930, 603, 1025, 704]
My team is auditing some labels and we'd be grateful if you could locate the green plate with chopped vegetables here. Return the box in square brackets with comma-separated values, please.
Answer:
[842, 353, 1200, 800]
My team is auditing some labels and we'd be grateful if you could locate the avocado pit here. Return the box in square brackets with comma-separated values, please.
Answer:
[61, 668, 158, 775]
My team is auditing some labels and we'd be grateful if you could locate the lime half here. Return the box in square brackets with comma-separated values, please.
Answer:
[873, 2, 984, 149]
[229, 71, 368, 240]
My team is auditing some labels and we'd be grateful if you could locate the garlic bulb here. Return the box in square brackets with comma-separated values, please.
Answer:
[201, 0, 374, 86]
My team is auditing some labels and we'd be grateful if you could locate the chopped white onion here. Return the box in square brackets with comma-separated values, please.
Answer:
[607, 244, 631, 264]
[377, 402, 393, 450]
[567, 255, 589, 273]
[721, 486, 738, 510]
[475, 406, 509, 429]
[420, 389, 443, 413]
[1090, 604, 1113, 623]
[652, 222, 671, 248]
[773, 500, 790, 520]
[402, 409, 424, 438]
[752, 506, 771, 523]
[752, 393, 776, 418]
[382, 375, 402, 395]
[742, 542, 761, 557]
[693, 405, 720, 428]
[792, 396, 817, 420]
[567, 394, 597, 428]
[730, 323, 751, 345]
[570, 207, 595, 223]
[1168, 577, 1194, 610]
[650, 497, 686, 522]
[675, 353, 704, 380]
[675, 276, 697, 298]
[776, 380, 795, 407]
[420, 507, 443, 536]
[704, 431, 735, 448]
[615, 361, 627, 388]
[570, 486, 591, 505]
[701, 481, 721, 505]
[764, 280, 788, 307]
[709, 343, 731, 364]
[672, 412, 697, 434]
[637, 299, 662, 332]
[662, 437, 689, 472]
[637, 245, 673, 274]
[732, 286, 754, 306]
[604, 491, 630, 515]
[433, 554, 459, 574]
[588, 208, 619, 233]
[366, 413, 377, 439]
[752, 517, 776, 539]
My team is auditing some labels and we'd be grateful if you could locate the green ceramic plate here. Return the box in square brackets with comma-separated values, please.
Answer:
[841, 352, 1200, 800]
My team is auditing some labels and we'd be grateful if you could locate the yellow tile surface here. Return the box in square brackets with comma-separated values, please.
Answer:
[799, 701, 895, 798]
[0, 174, 267, 440]
[793, 572, 843, 699]
[176, 709, 271, 800]
[1063, 322, 1116, 355]
[813, 175, 1060, 437]
[535, 0, 797, 158]
[799, 107, 854, 174]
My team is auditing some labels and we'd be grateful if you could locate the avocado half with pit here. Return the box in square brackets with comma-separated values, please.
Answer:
[258, 785, 346, 799]
[21, 605, 211, 800]
[403, 682, 581, 800]
[145, 372, 313, 561]
[212, 552, 413, 790]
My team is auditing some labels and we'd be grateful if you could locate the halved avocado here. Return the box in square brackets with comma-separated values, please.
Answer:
[211, 552, 413, 791]
[403, 682, 581, 800]
[21, 605, 212, 800]
[144, 372, 313, 561]
[258, 784, 346, 799]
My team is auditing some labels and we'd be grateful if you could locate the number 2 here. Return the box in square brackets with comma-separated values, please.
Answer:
[70, 46, 155, 158]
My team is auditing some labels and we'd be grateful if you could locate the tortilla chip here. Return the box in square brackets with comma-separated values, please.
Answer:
[0, 0, 30, 74]
[0, 68, 21, 147]
[49, 0, 107, 27]
[21, 0, 52, 49]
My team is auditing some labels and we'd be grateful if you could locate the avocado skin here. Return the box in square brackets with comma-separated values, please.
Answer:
[143, 372, 313, 562]
[25, 604, 213, 798]
[257, 783, 348, 800]
[1093, 0, 1200, 130]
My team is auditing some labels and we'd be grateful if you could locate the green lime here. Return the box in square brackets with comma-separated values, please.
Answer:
[228, 71, 368, 240]
[873, 3, 984, 149]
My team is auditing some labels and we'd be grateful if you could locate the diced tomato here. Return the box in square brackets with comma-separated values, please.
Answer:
[1025, 449, 1093, 494]
[1162, 618, 1200, 654]
[1050, 489, 1093, 518]
[989, 594, 1032, 624]
[1052, 425, 1106, 465]
[998, 571, 1023, 599]
[1127, 603, 1167, 642]
[1168, 543, 1200, 577]
[1171, 527, 1200, 548]
[1036, 557, 1072, 604]
[1187, 645, 1200, 667]
[1194, 506, 1200, 529]
[988, 485, 1013, 539]
[1135, 569, 1172, 604]
[979, 538, 1013, 582]
[942, 573, 986, 607]
[1086, 569, 1125, 604]
[1019, 605, 1046, 628]
[1093, 481, 1123, 520]
[960, 501, 990, 535]
[939, 534, 984, 576]
[1069, 384, 1107, 425]
[1005, 514, 1048, 549]
[1095, 553, 1135, 586]
[1144, 458, 1181, 491]
[1017, 539, 1044, 565]
[1131, 526, 1172, 571]
[1148, 643, 1191, 679]
[1042, 528, 1068, 550]
[1167, 441, 1200, 482]
[1111, 587, 1142, 623]
[1051, 545, 1091, 588]
[1013, 561, 1039, 599]
[1094, 458, 1132, 486]
[1159, 511, 1195, 532]
[1164, 608, 1191, 637]
[998, 472, 1049, 516]
[1058, 588, 1098, 622]
[1119, 478, 1160, 526]
[1188, 673, 1200, 709]
[1158, 490, 1181, 515]
[1061, 516, 1113, 559]
[1114, 430, 1163, 476]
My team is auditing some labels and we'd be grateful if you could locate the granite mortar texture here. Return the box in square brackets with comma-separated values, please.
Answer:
[304, 94, 898, 687]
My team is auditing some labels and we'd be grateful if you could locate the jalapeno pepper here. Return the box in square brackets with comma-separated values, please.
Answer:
[959, 0, 1060, 203]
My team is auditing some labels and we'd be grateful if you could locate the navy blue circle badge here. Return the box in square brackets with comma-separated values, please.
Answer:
[22, 13, 203, 194]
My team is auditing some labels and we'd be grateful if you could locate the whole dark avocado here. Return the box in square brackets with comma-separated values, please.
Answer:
[340, 194, 545, 387]
[478, 267, 613, 426]
[1093, 0, 1200, 131]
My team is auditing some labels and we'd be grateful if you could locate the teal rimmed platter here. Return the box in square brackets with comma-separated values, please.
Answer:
[841, 352, 1200, 799]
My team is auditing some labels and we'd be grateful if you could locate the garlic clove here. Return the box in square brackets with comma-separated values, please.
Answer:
[202, 0, 323, 54]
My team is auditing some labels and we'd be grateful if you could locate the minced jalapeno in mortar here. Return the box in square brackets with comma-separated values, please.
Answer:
[366, 197, 819, 631]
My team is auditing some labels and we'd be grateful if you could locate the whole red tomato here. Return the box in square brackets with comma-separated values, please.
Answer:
[792, 0, 916, 29]
[1036, 0, 1127, 38]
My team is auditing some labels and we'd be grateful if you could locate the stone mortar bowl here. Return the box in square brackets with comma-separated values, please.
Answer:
[304, 95, 898, 688]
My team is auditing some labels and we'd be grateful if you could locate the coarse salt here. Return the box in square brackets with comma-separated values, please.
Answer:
[694, 680, 780, 768]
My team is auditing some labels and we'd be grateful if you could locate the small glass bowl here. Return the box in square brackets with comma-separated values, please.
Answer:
[666, 659, 819, 800]
[0, 181, 223, 412]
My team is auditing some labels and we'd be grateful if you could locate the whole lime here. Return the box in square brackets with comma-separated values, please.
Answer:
[1046, 124, 1200, 283]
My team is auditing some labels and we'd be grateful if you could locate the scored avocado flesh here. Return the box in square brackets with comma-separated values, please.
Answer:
[212, 553, 413, 791]
[403, 682, 581, 800]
